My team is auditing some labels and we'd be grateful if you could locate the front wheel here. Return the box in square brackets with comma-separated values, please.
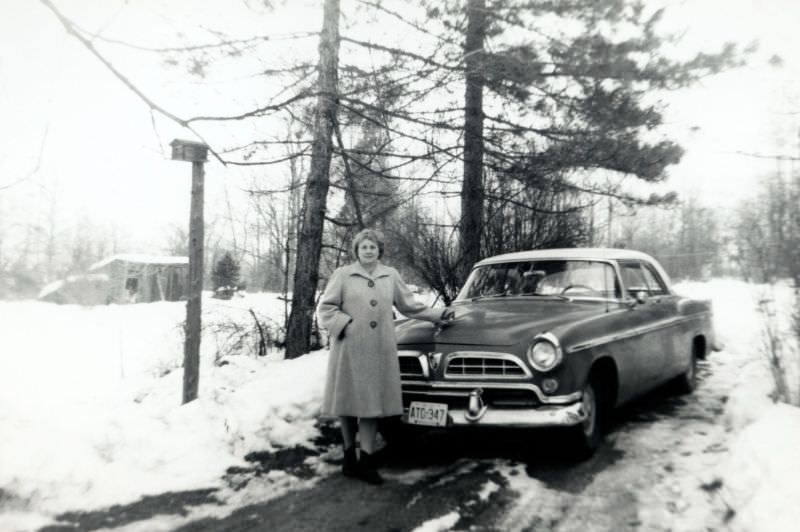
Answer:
[566, 379, 604, 459]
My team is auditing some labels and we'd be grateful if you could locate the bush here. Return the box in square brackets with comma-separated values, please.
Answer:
[757, 287, 800, 406]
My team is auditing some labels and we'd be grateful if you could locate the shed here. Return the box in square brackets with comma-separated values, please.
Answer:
[88, 254, 189, 303]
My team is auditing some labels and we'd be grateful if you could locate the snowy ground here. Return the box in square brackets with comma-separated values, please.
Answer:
[0, 280, 798, 531]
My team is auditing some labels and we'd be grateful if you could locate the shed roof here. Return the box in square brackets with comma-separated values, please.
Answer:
[89, 254, 189, 271]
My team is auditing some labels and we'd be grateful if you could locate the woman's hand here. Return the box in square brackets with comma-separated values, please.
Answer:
[338, 319, 353, 339]
[437, 308, 456, 327]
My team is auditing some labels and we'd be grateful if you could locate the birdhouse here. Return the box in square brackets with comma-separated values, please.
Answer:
[170, 139, 208, 162]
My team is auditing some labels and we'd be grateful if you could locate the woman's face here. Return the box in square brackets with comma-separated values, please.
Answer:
[356, 238, 380, 266]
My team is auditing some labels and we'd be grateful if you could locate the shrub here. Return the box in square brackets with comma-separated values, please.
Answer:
[757, 287, 800, 406]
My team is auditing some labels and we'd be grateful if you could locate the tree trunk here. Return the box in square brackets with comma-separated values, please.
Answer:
[460, 0, 486, 280]
[284, 0, 340, 359]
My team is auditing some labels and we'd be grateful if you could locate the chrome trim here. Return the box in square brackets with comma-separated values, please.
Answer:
[527, 331, 564, 372]
[567, 314, 712, 354]
[401, 380, 582, 405]
[403, 402, 586, 428]
[567, 330, 640, 353]
[444, 351, 531, 379]
[398, 351, 429, 378]
[636, 315, 702, 335]
[466, 389, 487, 421]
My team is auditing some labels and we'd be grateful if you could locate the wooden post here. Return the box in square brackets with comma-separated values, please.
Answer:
[183, 160, 204, 403]
[170, 139, 208, 404]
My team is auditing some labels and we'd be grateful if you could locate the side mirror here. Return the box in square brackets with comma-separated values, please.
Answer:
[626, 291, 648, 309]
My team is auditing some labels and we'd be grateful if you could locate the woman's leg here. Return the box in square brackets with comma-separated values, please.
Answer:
[358, 417, 378, 453]
[339, 416, 357, 449]
[339, 416, 359, 477]
[356, 417, 383, 484]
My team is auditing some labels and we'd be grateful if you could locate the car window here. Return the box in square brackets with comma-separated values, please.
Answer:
[640, 263, 668, 295]
[457, 260, 621, 300]
[619, 261, 667, 296]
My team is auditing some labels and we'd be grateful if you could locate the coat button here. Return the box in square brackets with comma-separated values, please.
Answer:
[370, 299, 378, 307]
[368, 280, 375, 288]
[370, 321, 378, 328]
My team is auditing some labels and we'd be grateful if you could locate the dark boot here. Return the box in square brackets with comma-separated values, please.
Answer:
[357, 451, 383, 485]
[342, 446, 358, 478]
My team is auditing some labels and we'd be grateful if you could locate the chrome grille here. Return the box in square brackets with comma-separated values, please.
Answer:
[399, 355, 424, 378]
[444, 353, 529, 379]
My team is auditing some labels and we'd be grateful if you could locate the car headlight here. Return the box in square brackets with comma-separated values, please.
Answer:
[526, 332, 563, 372]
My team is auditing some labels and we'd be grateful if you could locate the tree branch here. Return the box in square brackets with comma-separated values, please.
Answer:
[39, 0, 226, 164]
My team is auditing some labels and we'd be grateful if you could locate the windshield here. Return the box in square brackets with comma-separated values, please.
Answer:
[455, 260, 621, 301]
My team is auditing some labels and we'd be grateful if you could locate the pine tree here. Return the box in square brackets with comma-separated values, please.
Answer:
[212, 252, 240, 292]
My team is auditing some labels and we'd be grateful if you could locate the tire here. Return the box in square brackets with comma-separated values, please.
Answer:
[672, 345, 698, 395]
[566, 378, 604, 460]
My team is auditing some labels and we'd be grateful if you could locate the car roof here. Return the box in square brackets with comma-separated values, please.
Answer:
[475, 248, 657, 266]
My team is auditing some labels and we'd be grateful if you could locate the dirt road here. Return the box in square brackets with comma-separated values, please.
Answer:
[41, 353, 737, 532]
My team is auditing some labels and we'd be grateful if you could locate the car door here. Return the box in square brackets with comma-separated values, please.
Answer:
[617, 260, 674, 388]
[637, 261, 686, 379]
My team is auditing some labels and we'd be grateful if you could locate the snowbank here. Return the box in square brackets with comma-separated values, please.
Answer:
[676, 279, 800, 532]
[719, 403, 800, 532]
[0, 294, 328, 530]
[685, 280, 800, 532]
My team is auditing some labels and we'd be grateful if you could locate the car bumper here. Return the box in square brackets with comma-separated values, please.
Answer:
[402, 401, 587, 428]
[403, 403, 586, 428]
[400, 380, 586, 428]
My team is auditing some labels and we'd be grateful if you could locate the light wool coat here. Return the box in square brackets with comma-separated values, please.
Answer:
[317, 261, 442, 418]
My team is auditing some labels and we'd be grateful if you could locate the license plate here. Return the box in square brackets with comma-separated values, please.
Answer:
[407, 401, 448, 427]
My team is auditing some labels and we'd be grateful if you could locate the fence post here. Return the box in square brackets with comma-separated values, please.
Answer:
[170, 139, 208, 404]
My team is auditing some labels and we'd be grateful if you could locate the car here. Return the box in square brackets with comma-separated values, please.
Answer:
[393, 248, 719, 457]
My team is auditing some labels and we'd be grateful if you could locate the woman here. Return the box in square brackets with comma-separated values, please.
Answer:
[317, 229, 454, 484]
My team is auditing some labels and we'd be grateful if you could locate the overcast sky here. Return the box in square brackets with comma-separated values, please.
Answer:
[1, 0, 798, 252]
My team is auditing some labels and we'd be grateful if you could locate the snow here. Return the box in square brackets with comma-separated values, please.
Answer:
[1, 279, 799, 531]
[36, 279, 64, 298]
[0, 293, 322, 530]
[37, 273, 110, 298]
[720, 403, 800, 532]
[477, 479, 501, 501]
[411, 511, 461, 532]
[676, 279, 800, 532]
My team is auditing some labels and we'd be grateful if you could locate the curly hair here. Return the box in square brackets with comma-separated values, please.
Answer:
[351, 228, 385, 260]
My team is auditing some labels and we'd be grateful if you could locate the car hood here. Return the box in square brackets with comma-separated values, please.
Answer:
[396, 298, 603, 347]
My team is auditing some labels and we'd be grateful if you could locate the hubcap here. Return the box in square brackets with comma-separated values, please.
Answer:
[582, 384, 596, 437]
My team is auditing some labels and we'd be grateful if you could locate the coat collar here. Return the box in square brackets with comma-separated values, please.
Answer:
[345, 261, 391, 280]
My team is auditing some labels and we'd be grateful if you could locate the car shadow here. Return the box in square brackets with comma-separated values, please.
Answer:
[377, 422, 626, 494]
[609, 358, 719, 427]
[379, 361, 717, 491]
